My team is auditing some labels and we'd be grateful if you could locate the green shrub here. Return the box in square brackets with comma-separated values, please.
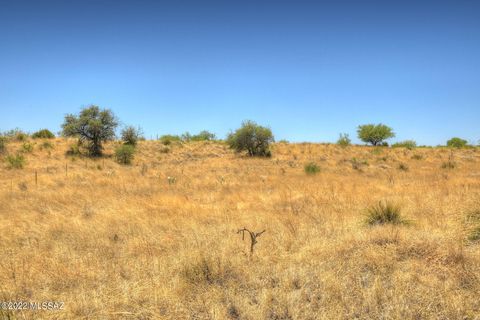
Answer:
[227, 120, 274, 157]
[392, 140, 417, 150]
[159, 134, 181, 145]
[446, 137, 468, 148]
[21, 142, 34, 153]
[366, 201, 405, 225]
[32, 129, 55, 139]
[115, 144, 135, 165]
[304, 162, 320, 175]
[121, 126, 143, 146]
[6, 154, 25, 169]
[357, 124, 395, 146]
[337, 133, 351, 147]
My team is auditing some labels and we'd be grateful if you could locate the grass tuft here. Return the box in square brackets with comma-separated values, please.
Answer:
[365, 201, 406, 225]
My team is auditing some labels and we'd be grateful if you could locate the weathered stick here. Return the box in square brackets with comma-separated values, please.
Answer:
[237, 227, 266, 255]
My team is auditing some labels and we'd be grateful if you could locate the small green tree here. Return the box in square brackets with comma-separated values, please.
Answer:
[32, 129, 55, 139]
[337, 133, 351, 147]
[115, 144, 135, 165]
[121, 126, 143, 146]
[61, 105, 118, 156]
[446, 137, 468, 148]
[357, 124, 395, 146]
[227, 120, 274, 157]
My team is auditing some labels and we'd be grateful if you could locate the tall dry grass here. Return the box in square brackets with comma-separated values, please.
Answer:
[0, 139, 479, 319]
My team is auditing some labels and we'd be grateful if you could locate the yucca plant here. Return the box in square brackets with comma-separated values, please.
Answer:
[365, 201, 405, 225]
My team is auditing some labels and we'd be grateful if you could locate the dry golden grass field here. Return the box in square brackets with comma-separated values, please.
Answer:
[1, 139, 480, 319]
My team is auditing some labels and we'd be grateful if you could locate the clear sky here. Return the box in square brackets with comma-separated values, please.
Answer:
[1, 0, 479, 145]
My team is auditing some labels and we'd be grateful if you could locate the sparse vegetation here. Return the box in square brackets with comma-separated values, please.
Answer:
[182, 130, 216, 142]
[392, 140, 417, 149]
[32, 129, 55, 139]
[0, 139, 479, 319]
[441, 160, 456, 169]
[227, 120, 274, 157]
[357, 124, 395, 146]
[61, 105, 118, 156]
[398, 163, 409, 171]
[5, 153, 25, 169]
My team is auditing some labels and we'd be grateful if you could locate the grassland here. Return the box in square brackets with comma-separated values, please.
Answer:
[1, 139, 479, 319]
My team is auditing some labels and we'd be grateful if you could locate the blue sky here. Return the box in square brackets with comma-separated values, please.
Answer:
[0, 0, 479, 145]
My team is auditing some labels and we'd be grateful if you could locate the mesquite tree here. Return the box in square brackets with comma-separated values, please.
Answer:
[62, 105, 118, 156]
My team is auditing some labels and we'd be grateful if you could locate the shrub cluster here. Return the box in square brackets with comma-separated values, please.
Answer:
[5, 154, 25, 169]
[32, 129, 55, 139]
[392, 140, 417, 150]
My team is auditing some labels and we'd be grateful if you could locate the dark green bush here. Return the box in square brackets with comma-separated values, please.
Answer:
[115, 144, 135, 165]
[32, 129, 55, 139]
[227, 120, 274, 157]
